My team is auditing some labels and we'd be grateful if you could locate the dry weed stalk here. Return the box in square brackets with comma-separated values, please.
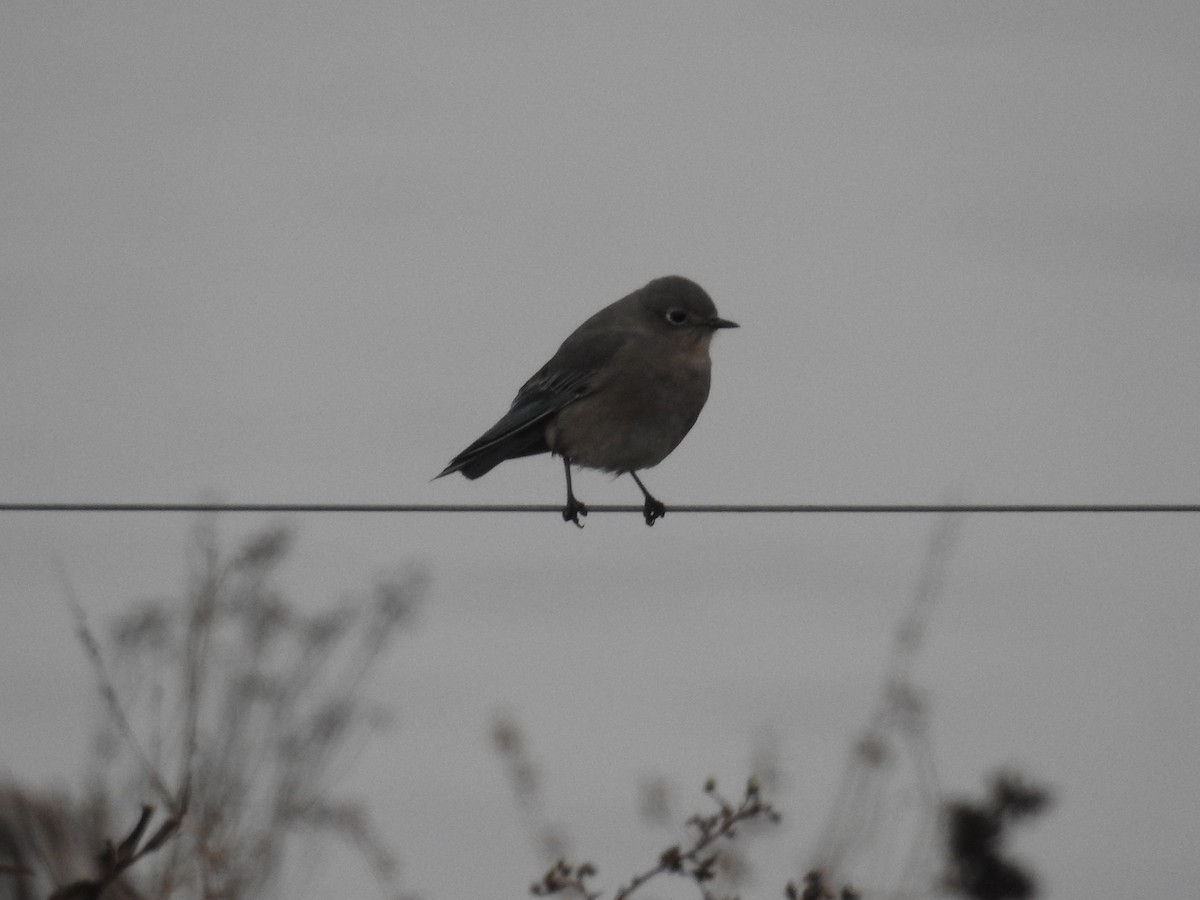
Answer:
[44, 806, 180, 900]
[491, 715, 571, 865]
[529, 778, 780, 900]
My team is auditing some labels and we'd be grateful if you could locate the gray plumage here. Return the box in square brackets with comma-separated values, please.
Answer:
[437, 275, 737, 525]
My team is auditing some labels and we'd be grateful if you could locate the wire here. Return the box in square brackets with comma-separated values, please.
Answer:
[1, 503, 1199, 514]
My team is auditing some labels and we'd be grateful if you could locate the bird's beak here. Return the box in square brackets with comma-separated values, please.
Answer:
[708, 316, 739, 330]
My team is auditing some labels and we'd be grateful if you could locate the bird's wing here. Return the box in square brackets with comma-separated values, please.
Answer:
[437, 328, 631, 479]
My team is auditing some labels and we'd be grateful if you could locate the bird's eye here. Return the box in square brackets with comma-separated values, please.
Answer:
[665, 309, 688, 325]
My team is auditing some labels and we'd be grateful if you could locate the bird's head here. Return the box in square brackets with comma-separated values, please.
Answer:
[637, 276, 739, 337]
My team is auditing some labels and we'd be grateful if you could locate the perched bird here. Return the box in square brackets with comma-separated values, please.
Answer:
[437, 275, 737, 527]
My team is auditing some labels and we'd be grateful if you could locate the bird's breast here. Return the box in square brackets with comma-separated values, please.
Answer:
[546, 345, 713, 473]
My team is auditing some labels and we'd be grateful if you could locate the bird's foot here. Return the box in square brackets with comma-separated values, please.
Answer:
[642, 498, 666, 526]
[562, 497, 588, 528]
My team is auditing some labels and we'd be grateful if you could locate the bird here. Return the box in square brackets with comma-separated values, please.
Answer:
[437, 275, 737, 527]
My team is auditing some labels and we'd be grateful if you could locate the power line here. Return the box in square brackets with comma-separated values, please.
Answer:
[1, 503, 1199, 514]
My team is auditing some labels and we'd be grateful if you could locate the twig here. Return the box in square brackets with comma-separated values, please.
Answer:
[47, 805, 181, 900]
[529, 778, 779, 900]
[613, 778, 779, 900]
[54, 558, 178, 814]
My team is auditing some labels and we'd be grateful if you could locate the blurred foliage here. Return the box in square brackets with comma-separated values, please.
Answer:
[1, 518, 425, 900]
[526, 777, 781, 900]
[942, 771, 1053, 900]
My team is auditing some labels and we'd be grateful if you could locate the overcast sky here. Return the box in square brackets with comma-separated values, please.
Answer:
[2, 3, 1198, 898]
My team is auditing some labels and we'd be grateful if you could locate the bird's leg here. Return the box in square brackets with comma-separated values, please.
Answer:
[628, 472, 666, 526]
[561, 456, 587, 527]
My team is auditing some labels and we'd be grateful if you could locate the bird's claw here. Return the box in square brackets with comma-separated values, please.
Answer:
[642, 499, 666, 526]
[562, 498, 588, 528]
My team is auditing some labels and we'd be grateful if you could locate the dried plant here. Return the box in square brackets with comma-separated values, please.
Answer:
[632, 730, 787, 896]
[528, 777, 781, 900]
[784, 869, 860, 900]
[941, 771, 1052, 900]
[2, 517, 425, 900]
[0, 787, 139, 900]
[44, 806, 181, 900]
[490, 715, 572, 865]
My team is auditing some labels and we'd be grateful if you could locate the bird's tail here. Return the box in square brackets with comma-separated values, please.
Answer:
[436, 430, 549, 480]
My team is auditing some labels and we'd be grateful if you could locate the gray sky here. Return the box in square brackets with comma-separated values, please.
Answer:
[2, 2, 1198, 898]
